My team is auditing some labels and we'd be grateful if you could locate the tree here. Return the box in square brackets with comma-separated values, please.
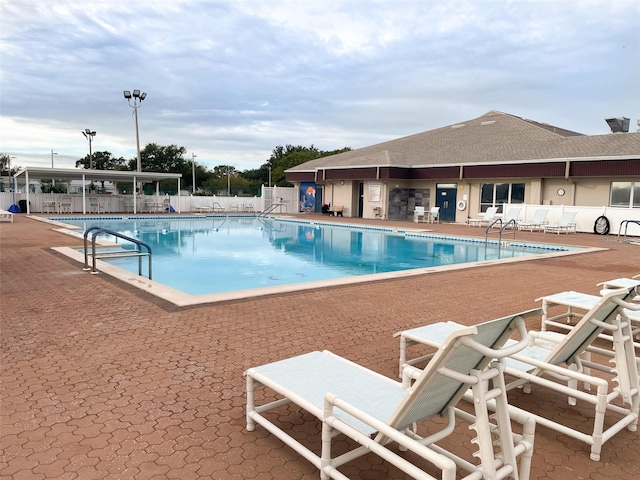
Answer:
[256, 145, 351, 186]
[128, 144, 189, 173]
[0, 153, 18, 175]
[76, 151, 127, 170]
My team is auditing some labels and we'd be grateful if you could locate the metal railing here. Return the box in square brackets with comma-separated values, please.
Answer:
[258, 203, 285, 217]
[485, 218, 517, 244]
[83, 226, 152, 279]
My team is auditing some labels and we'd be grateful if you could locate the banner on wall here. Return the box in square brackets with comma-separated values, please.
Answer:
[299, 182, 316, 212]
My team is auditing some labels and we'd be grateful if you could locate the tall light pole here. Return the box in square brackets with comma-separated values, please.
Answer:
[191, 153, 197, 194]
[227, 166, 231, 196]
[124, 90, 147, 195]
[51, 150, 58, 187]
[82, 129, 96, 168]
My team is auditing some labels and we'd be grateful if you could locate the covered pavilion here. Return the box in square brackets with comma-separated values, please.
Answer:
[12, 166, 183, 214]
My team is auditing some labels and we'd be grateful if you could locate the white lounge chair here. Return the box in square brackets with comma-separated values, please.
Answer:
[413, 206, 426, 223]
[467, 206, 498, 227]
[518, 208, 548, 232]
[543, 211, 577, 234]
[0, 209, 14, 222]
[395, 285, 640, 461]
[501, 207, 522, 229]
[246, 314, 536, 480]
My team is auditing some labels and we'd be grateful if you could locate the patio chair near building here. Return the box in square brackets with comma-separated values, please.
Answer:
[518, 208, 549, 232]
[394, 285, 640, 462]
[427, 206, 440, 223]
[413, 205, 426, 223]
[467, 206, 498, 227]
[543, 211, 577, 234]
[246, 314, 536, 480]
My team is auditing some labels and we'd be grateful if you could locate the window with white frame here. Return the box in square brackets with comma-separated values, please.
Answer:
[610, 182, 640, 208]
[479, 183, 525, 212]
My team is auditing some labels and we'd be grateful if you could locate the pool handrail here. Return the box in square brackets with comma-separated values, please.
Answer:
[83, 226, 153, 279]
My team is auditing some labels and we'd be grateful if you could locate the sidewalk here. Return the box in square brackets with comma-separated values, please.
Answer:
[1, 214, 639, 479]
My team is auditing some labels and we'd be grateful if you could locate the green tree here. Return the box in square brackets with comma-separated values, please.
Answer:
[76, 151, 127, 170]
[255, 145, 351, 186]
[128, 144, 188, 173]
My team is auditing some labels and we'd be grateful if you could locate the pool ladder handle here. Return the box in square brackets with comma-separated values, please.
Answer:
[484, 218, 517, 245]
[83, 226, 153, 279]
[617, 219, 640, 243]
[258, 202, 286, 217]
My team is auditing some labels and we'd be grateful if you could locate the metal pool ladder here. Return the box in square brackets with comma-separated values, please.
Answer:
[485, 218, 517, 245]
[258, 203, 286, 217]
[83, 226, 153, 279]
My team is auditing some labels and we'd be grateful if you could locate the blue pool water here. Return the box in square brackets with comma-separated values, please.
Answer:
[52, 216, 574, 296]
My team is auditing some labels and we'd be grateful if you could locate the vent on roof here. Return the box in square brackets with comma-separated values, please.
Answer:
[451, 124, 466, 129]
[480, 121, 496, 125]
[605, 116, 630, 133]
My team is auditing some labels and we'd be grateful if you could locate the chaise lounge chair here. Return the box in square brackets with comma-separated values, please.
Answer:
[517, 209, 548, 232]
[500, 207, 522, 229]
[246, 313, 536, 480]
[543, 211, 577, 234]
[0, 209, 14, 223]
[395, 285, 640, 461]
[467, 206, 498, 227]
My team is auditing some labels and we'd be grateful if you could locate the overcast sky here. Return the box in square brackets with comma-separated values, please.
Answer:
[1, 0, 638, 171]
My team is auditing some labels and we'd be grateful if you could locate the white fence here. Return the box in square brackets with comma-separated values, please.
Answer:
[0, 185, 299, 215]
[504, 203, 640, 236]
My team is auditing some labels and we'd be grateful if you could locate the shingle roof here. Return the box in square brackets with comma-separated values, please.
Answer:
[287, 111, 640, 172]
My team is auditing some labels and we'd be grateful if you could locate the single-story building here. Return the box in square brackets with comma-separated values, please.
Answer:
[285, 110, 640, 226]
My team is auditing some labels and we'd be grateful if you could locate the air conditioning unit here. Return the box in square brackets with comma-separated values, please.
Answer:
[605, 117, 630, 133]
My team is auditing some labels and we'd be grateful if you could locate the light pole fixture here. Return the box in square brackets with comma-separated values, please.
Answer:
[123, 89, 147, 174]
[191, 153, 197, 194]
[82, 129, 96, 169]
[51, 149, 58, 186]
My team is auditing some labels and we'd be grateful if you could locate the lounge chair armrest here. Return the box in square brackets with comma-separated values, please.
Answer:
[323, 393, 459, 475]
[459, 314, 530, 358]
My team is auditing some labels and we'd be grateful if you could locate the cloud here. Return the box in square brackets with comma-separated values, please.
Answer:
[1, 0, 638, 171]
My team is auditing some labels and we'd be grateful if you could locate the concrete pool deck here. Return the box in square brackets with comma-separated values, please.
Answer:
[1, 213, 639, 479]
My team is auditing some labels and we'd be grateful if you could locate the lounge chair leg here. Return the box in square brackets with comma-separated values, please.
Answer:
[246, 376, 256, 431]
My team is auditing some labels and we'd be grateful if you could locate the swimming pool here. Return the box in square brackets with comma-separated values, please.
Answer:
[46, 215, 584, 305]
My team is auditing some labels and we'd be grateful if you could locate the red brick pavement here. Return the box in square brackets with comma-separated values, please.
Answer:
[1, 214, 639, 479]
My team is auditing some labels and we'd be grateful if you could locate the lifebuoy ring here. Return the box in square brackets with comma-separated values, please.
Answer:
[457, 200, 467, 211]
[593, 215, 610, 235]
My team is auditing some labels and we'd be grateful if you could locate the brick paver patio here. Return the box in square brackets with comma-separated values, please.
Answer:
[1, 214, 639, 479]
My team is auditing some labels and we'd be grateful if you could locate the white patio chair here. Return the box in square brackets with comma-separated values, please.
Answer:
[543, 211, 577, 234]
[395, 285, 640, 462]
[42, 197, 57, 213]
[59, 197, 73, 213]
[518, 208, 549, 232]
[413, 206, 426, 223]
[427, 206, 440, 223]
[246, 314, 536, 480]
[88, 197, 104, 213]
[467, 206, 498, 227]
